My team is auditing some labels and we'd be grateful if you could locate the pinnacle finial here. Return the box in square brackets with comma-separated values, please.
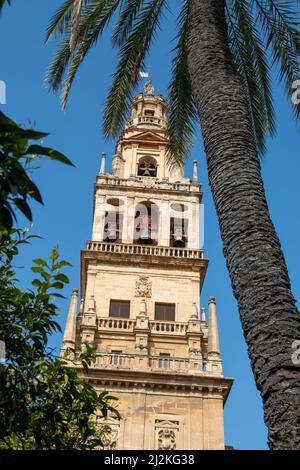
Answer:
[62, 287, 78, 350]
[100, 152, 106, 174]
[193, 160, 199, 182]
[208, 296, 220, 355]
[201, 307, 207, 325]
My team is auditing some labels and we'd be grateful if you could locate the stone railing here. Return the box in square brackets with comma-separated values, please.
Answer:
[149, 356, 201, 372]
[126, 116, 167, 128]
[96, 175, 200, 194]
[86, 241, 204, 260]
[98, 318, 135, 331]
[97, 317, 188, 336]
[150, 320, 188, 335]
[93, 353, 203, 373]
[95, 353, 136, 369]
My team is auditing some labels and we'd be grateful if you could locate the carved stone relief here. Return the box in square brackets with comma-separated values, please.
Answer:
[142, 177, 156, 188]
[135, 276, 152, 298]
[96, 414, 120, 450]
[155, 420, 179, 450]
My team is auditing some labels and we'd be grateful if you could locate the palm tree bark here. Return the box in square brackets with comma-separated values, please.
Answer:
[186, 0, 300, 450]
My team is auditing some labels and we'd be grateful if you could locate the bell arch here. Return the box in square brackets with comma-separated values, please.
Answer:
[134, 201, 159, 245]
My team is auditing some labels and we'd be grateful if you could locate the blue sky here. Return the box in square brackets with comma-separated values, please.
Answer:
[0, 0, 299, 450]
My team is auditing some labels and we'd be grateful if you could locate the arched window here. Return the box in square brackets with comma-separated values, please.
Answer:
[103, 199, 123, 242]
[137, 156, 157, 177]
[134, 201, 159, 245]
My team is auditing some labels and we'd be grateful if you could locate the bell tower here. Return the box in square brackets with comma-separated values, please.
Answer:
[62, 81, 233, 450]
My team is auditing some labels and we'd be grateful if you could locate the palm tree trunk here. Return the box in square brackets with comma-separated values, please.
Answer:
[186, 0, 300, 450]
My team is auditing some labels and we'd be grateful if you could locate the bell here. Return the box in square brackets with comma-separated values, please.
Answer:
[140, 228, 150, 239]
[143, 169, 151, 176]
[107, 222, 117, 240]
[108, 229, 117, 239]
[174, 228, 183, 242]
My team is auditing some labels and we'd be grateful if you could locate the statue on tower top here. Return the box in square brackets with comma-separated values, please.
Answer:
[144, 79, 155, 96]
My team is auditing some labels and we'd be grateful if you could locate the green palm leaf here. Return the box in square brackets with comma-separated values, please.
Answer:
[251, 0, 300, 119]
[103, 0, 167, 140]
[61, 0, 123, 109]
[226, 0, 276, 155]
[167, 0, 197, 164]
[45, 0, 122, 103]
[46, 0, 300, 157]
[112, 0, 144, 46]
[45, 0, 74, 41]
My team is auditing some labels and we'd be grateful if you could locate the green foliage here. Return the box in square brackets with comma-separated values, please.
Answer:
[46, 0, 300, 160]
[0, 111, 74, 231]
[226, 1, 275, 155]
[167, 0, 198, 166]
[0, 231, 119, 450]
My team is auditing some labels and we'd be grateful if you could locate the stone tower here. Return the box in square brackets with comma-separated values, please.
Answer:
[62, 81, 233, 450]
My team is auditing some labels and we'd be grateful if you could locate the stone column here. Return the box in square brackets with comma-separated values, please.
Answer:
[80, 295, 97, 347]
[159, 200, 170, 246]
[92, 195, 106, 241]
[134, 300, 150, 370]
[207, 296, 223, 375]
[122, 196, 135, 243]
[100, 152, 106, 174]
[131, 145, 138, 176]
[61, 288, 78, 353]
[187, 201, 199, 249]
[193, 160, 198, 182]
[187, 303, 203, 371]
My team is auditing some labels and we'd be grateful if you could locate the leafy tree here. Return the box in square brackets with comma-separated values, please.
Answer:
[0, 111, 74, 231]
[46, 0, 300, 449]
[0, 230, 119, 450]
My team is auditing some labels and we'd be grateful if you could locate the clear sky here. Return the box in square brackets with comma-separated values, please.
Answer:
[0, 0, 299, 450]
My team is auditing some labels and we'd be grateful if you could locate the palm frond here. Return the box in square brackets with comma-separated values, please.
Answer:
[45, 0, 75, 42]
[103, 0, 167, 140]
[226, 0, 276, 155]
[251, 0, 300, 119]
[45, 0, 93, 43]
[45, 39, 72, 94]
[61, 0, 123, 109]
[70, 0, 84, 51]
[45, 0, 122, 104]
[112, 0, 144, 47]
[167, 0, 197, 166]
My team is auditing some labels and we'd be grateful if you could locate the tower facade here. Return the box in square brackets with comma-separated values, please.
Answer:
[62, 82, 233, 450]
